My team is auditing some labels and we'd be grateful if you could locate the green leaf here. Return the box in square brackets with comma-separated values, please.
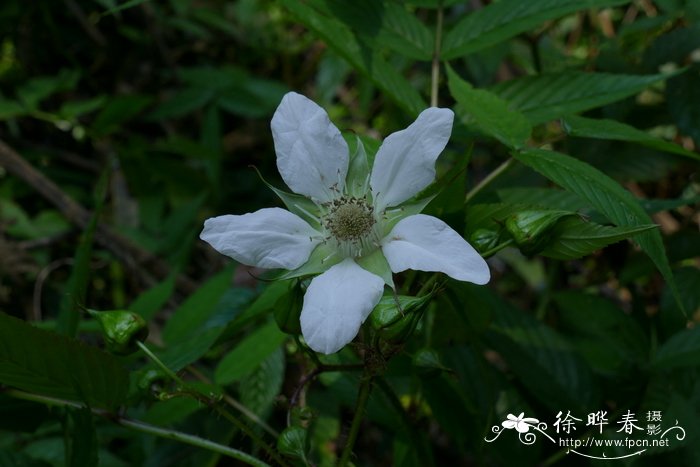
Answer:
[102, 0, 151, 15]
[16, 69, 80, 110]
[215, 321, 287, 385]
[542, 217, 659, 260]
[146, 88, 215, 121]
[513, 148, 683, 312]
[277, 426, 308, 462]
[667, 65, 700, 142]
[562, 115, 700, 161]
[91, 95, 153, 137]
[239, 347, 285, 417]
[129, 273, 176, 321]
[446, 65, 531, 148]
[0, 97, 26, 120]
[442, 0, 631, 59]
[490, 71, 674, 124]
[0, 312, 129, 409]
[59, 97, 107, 120]
[279, 0, 426, 116]
[0, 450, 51, 467]
[319, 0, 434, 60]
[652, 326, 700, 370]
[65, 407, 98, 467]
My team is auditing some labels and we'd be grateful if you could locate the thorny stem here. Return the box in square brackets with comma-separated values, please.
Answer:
[338, 371, 374, 467]
[465, 158, 515, 204]
[187, 365, 280, 439]
[2, 388, 270, 467]
[430, 4, 444, 107]
[138, 342, 290, 467]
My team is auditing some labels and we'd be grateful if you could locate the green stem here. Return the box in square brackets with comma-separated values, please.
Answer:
[430, 5, 444, 107]
[138, 343, 289, 466]
[137, 341, 185, 386]
[338, 373, 373, 467]
[3, 388, 270, 467]
[416, 273, 439, 297]
[481, 239, 514, 259]
[465, 158, 514, 204]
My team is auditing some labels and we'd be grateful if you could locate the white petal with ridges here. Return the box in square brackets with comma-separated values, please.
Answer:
[200, 208, 321, 269]
[300, 259, 384, 354]
[382, 214, 490, 284]
[370, 107, 453, 210]
[271, 92, 348, 203]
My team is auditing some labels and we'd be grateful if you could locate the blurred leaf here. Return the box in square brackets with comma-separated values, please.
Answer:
[146, 88, 215, 121]
[446, 65, 531, 148]
[491, 71, 675, 124]
[442, 0, 631, 59]
[0, 450, 51, 467]
[542, 217, 658, 260]
[59, 97, 107, 120]
[129, 273, 176, 321]
[215, 320, 286, 385]
[102, 0, 151, 15]
[0, 395, 50, 433]
[64, 407, 97, 467]
[280, 0, 426, 116]
[0, 97, 26, 119]
[91, 95, 153, 137]
[514, 148, 683, 313]
[562, 115, 700, 161]
[667, 65, 700, 143]
[0, 201, 70, 239]
[0, 312, 129, 409]
[16, 69, 80, 110]
[652, 326, 700, 370]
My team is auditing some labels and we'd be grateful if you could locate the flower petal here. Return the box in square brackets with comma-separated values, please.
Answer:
[200, 208, 321, 269]
[382, 214, 490, 284]
[300, 258, 384, 354]
[370, 107, 453, 210]
[271, 92, 349, 203]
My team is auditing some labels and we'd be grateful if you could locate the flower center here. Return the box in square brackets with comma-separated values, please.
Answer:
[325, 197, 375, 241]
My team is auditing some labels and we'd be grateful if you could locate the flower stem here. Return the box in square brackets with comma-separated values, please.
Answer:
[137, 341, 185, 386]
[338, 372, 374, 467]
[465, 158, 515, 204]
[430, 4, 444, 107]
[481, 239, 514, 259]
[2, 388, 270, 467]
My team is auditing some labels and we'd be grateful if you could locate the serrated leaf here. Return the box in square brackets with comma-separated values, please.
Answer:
[215, 321, 287, 385]
[279, 0, 426, 116]
[446, 65, 531, 148]
[562, 115, 700, 161]
[319, 0, 434, 60]
[65, 407, 98, 467]
[239, 347, 285, 417]
[490, 71, 674, 124]
[277, 426, 308, 462]
[0, 312, 129, 409]
[442, 0, 631, 59]
[514, 148, 683, 312]
[542, 217, 658, 260]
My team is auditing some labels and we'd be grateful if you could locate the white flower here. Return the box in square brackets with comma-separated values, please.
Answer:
[201, 92, 490, 354]
[502, 413, 540, 433]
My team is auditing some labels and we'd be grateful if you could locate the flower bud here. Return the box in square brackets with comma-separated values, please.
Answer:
[87, 309, 149, 356]
[505, 210, 573, 255]
[273, 280, 303, 335]
[370, 294, 432, 344]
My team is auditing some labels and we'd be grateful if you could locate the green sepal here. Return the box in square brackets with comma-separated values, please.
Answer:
[87, 308, 149, 356]
[356, 249, 394, 289]
[370, 293, 432, 344]
[276, 243, 341, 280]
[470, 228, 501, 253]
[251, 166, 322, 229]
[505, 210, 575, 255]
[273, 280, 303, 335]
[345, 135, 371, 198]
